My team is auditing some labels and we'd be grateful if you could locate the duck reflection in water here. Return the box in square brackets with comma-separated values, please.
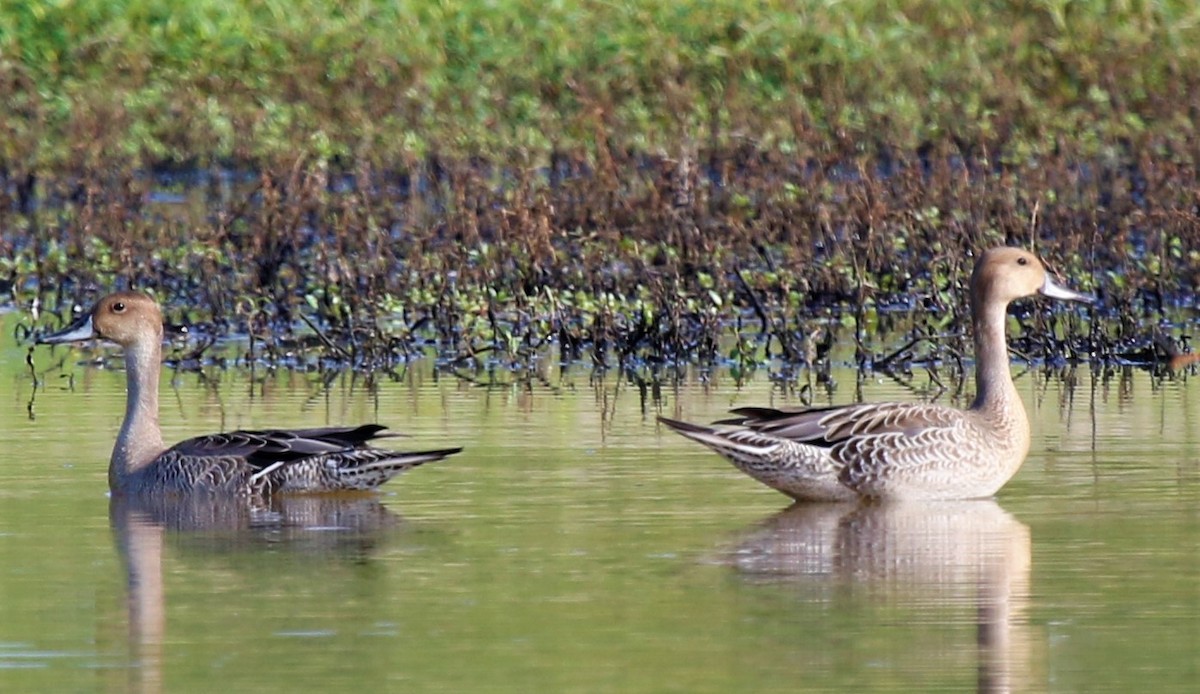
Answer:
[726, 500, 1036, 694]
[109, 493, 401, 694]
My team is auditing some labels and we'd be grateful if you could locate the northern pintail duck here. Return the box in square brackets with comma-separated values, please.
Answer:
[38, 292, 463, 496]
[660, 247, 1094, 501]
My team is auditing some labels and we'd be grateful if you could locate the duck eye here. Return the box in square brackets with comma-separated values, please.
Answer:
[112, 302, 126, 313]
[1017, 257, 1028, 266]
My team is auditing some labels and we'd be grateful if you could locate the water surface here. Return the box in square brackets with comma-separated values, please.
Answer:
[3, 314, 1200, 692]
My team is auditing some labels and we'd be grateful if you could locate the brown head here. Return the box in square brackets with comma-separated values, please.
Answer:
[38, 291, 164, 348]
[970, 247, 1093, 308]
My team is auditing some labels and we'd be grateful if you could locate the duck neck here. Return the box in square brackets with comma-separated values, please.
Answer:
[111, 337, 165, 489]
[969, 299, 1019, 414]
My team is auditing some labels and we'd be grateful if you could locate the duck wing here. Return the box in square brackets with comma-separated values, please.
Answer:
[717, 405, 845, 444]
[162, 424, 460, 494]
[721, 402, 963, 447]
[724, 403, 980, 496]
[167, 424, 393, 471]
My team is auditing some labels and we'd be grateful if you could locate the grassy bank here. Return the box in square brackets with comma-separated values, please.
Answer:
[4, 0, 1200, 168]
[2, 2, 1197, 373]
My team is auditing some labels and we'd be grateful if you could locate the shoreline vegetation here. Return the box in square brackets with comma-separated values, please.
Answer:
[2, 2, 1199, 374]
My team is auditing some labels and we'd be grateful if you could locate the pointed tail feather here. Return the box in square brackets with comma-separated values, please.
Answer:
[365, 446, 462, 469]
[658, 416, 783, 458]
[357, 447, 464, 474]
[330, 446, 464, 490]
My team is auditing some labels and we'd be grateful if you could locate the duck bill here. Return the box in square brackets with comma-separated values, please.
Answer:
[1039, 275, 1095, 304]
[38, 314, 97, 344]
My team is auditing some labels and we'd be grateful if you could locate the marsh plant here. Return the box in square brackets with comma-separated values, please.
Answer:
[3, 1, 1196, 373]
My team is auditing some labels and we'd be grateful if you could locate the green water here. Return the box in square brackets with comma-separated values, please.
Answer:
[3, 311, 1200, 693]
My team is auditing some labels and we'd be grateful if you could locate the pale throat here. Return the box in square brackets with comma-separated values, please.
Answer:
[112, 338, 166, 476]
[969, 300, 1021, 412]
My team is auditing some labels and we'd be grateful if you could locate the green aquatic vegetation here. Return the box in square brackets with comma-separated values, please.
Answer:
[4, 0, 1200, 171]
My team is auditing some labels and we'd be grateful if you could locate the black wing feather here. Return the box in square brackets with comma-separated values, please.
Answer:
[715, 406, 845, 447]
[168, 424, 394, 471]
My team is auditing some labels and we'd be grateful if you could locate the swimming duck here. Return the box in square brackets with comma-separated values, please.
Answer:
[38, 291, 462, 496]
[659, 246, 1093, 501]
